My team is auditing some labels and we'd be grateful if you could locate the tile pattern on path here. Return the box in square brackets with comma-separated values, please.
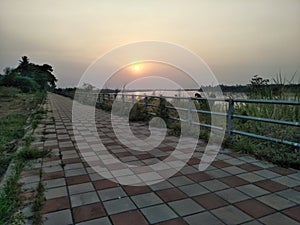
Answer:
[19, 93, 300, 225]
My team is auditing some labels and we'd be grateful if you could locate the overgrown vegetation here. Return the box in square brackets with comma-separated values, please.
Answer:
[0, 145, 49, 225]
[0, 56, 55, 224]
[32, 175, 44, 225]
[232, 74, 300, 168]
[0, 114, 26, 176]
[17, 146, 51, 161]
[0, 87, 46, 177]
[0, 161, 24, 225]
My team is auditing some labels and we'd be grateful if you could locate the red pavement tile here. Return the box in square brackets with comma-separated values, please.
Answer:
[93, 179, 119, 190]
[110, 210, 148, 225]
[211, 160, 231, 168]
[187, 157, 201, 165]
[157, 188, 187, 202]
[238, 163, 262, 172]
[268, 167, 296, 176]
[44, 144, 59, 149]
[66, 174, 91, 185]
[43, 155, 61, 162]
[158, 156, 168, 161]
[234, 199, 275, 218]
[193, 193, 229, 210]
[255, 180, 288, 192]
[220, 176, 249, 187]
[136, 154, 154, 160]
[187, 172, 213, 182]
[158, 146, 174, 152]
[123, 185, 151, 196]
[42, 171, 65, 180]
[105, 142, 119, 146]
[82, 161, 90, 167]
[73, 203, 106, 223]
[20, 191, 34, 201]
[282, 206, 300, 222]
[63, 158, 82, 164]
[41, 196, 70, 214]
[156, 218, 188, 225]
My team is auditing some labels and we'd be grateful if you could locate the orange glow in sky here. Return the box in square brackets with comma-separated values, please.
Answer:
[132, 64, 142, 73]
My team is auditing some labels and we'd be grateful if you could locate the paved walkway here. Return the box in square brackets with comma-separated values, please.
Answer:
[20, 93, 300, 225]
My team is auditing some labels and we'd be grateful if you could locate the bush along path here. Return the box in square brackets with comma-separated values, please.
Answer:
[0, 97, 51, 225]
[18, 93, 299, 225]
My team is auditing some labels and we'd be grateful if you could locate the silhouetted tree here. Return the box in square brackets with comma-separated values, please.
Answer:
[0, 56, 57, 92]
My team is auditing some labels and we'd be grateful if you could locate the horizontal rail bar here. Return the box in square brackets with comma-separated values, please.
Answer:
[191, 122, 224, 131]
[233, 115, 300, 127]
[78, 92, 300, 105]
[191, 109, 227, 116]
[232, 130, 300, 147]
[233, 99, 300, 105]
[166, 106, 188, 111]
[169, 116, 187, 122]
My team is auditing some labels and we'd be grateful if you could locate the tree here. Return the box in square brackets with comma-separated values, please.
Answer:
[248, 75, 270, 98]
[0, 56, 57, 92]
[19, 56, 29, 67]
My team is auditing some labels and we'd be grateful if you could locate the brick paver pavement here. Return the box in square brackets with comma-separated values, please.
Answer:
[20, 93, 300, 225]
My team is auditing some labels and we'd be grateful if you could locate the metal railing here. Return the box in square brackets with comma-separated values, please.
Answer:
[75, 92, 300, 150]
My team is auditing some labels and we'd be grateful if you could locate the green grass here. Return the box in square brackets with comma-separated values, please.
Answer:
[16, 146, 51, 160]
[0, 114, 27, 151]
[0, 114, 27, 176]
[232, 101, 300, 168]
[0, 146, 49, 224]
[0, 89, 46, 177]
[0, 87, 21, 98]
[0, 161, 24, 225]
[0, 88, 47, 223]
[231, 75, 300, 168]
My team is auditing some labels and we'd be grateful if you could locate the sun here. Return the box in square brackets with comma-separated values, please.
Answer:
[131, 64, 142, 73]
[133, 64, 141, 72]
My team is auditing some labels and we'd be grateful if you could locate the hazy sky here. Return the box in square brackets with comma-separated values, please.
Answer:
[0, 0, 299, 88]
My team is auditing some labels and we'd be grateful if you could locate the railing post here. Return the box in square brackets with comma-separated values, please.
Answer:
[131, 95, 135, 104]
[188, 97, 192, 126]
[145, 96, 148, 111]
[97, 94, 100, 103]
[227, 98, 234, 141]
[122, 94, 125, 104]
[109, 93, 112, 103]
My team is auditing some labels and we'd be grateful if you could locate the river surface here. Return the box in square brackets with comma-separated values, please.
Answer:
[123, 90, 247, 99]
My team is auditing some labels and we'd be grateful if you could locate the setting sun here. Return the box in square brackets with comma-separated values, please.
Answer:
[133, 64, 140, 72]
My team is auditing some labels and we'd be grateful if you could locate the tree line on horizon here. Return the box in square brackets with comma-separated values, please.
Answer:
[0, 56, 57, 92]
